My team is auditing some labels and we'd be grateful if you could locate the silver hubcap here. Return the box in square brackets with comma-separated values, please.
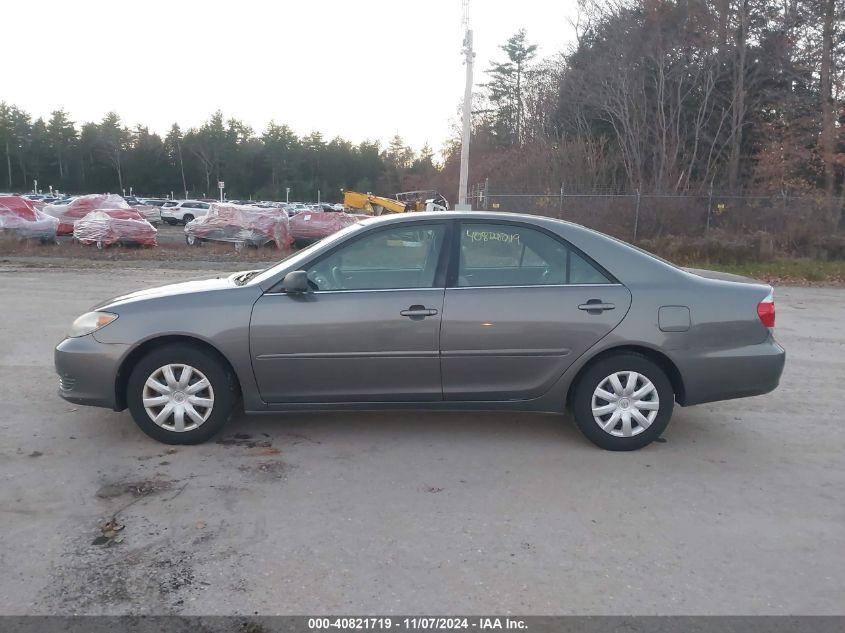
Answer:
[143, 364, 214, 432]
[591, 371, 659, 437]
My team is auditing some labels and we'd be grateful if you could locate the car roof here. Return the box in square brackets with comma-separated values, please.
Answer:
[355, 210, 580, 231]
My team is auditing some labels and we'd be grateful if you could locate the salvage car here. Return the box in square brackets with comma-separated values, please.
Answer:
[0, 195, 59, 242]
[184, 203, 293, 249]
[72, 209, 158, 249]
[55, 212, 785, 450]
[288, 210, 366, 245]
[43, 194, 132, 235]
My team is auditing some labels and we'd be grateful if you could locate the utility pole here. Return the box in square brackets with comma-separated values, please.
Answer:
[456, 0, 474, 211]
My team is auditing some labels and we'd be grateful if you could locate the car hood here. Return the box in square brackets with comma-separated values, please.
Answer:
[682, 267, 759, 284]
[94, 274, 237, 310]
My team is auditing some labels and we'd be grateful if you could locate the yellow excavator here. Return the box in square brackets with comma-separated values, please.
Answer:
[343, 190, 449, 215]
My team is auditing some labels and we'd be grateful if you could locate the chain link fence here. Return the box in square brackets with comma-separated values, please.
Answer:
[466, 182, 845, 261]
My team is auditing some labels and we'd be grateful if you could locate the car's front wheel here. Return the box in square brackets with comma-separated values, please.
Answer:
[126, 344, 237, 444]
[572, 352, 673, 451]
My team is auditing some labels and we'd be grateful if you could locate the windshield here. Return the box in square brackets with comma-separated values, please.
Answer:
[247, 221, 368, 286]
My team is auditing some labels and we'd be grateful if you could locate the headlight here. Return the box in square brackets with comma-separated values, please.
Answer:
[68, 311, 118, 338]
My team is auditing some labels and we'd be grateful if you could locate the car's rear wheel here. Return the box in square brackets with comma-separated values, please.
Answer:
[572, 352, 673, 451]
[182, 214, 194, 225]
[126, 345, 236, 444]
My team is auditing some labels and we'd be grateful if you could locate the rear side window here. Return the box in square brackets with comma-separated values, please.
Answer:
[162, 201, 177, 207]
[458, 223, 612, 287]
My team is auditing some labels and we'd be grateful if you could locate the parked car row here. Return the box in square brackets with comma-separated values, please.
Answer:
[1, 192, 361, 250]
[156, 198, 364, 248]
[0, 194, 159, 249]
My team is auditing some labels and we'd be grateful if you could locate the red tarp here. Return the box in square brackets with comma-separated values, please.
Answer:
[72, 210, 158, 247]
[43, 194, 130, 235]
[185, 203, 293, 249]
[289, 211, 365, 243]
[0, 195, 59, 240]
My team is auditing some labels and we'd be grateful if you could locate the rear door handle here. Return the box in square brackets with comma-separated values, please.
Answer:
[578, 300, 615, 313]
[400, 305, 438, 318]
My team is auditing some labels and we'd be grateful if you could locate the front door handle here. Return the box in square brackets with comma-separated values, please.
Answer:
[578, 300, 615, 313]
[400, 305, 438, 318]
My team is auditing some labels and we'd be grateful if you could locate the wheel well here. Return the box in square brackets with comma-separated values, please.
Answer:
[114, 335, 241, 411]
[566, 345, 686, 407]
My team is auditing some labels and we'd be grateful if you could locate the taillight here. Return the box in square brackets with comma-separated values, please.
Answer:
[757, 291, 775, 328]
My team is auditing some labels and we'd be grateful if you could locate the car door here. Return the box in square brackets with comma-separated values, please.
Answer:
[440, 221, 632, 401]
[249, 222, 449, 403]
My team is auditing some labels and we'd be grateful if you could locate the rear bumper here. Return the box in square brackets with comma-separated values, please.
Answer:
[677, 337, 785, 406]
[54, 335, 128, 410]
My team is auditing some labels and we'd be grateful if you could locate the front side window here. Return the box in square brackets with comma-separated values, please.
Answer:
[458, 223, 612, 287]
[306, 224, 446, 291]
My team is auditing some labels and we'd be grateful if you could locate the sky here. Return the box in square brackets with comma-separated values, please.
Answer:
[3, 0, 578, 152]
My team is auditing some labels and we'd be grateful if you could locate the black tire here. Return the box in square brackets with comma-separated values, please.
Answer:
[182, 214, 194, 225]
[126, 344, 237, 444]
[572, 352, 674, 451]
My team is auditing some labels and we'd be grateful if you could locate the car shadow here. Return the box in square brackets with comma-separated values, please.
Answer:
[223, 408, 591, 448]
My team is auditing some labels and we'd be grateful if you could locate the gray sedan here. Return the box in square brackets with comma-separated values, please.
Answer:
[55, 212, 785, 450]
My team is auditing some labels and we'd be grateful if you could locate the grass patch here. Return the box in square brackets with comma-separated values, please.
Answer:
[686, 259, 845, 284]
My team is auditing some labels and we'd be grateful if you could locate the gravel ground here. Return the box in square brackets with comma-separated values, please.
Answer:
[0, 263, 842, 615]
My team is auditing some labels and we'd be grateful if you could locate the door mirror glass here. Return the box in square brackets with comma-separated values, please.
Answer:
[282, 270, 310, 294]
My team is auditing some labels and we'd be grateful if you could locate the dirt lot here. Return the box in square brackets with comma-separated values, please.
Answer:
[0, 260, 843, 615]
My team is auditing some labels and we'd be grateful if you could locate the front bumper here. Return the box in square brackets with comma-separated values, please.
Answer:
[55, 335, 129, 410]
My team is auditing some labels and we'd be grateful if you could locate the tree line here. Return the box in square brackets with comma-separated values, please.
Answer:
[0, 107, 438, 201]
[2, 0, 843, 208]
[433, 0, 844, 206]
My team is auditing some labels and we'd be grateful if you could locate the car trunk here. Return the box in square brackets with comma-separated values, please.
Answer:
[682, 267, 760, 284]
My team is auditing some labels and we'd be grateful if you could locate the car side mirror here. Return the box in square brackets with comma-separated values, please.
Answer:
[282, 270, 310, 294]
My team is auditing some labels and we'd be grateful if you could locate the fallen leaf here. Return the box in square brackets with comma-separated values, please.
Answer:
[101, 520, 125, 534]
[253, 447, 280, 456]
[195, 521, 206, 530]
